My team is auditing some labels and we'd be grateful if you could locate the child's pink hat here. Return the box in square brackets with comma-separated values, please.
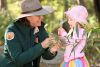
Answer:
[65, 5, 88, 24]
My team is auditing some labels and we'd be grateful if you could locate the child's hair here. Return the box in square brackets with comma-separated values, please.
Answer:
[62, 21, 70, 32]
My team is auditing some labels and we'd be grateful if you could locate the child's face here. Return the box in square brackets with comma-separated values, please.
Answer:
[68, 16, 76, 28]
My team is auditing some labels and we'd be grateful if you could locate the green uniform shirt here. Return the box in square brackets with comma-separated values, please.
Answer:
[0, 19, 56, 67]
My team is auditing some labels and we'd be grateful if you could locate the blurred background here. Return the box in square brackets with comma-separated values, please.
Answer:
[0, 0, 100, 67]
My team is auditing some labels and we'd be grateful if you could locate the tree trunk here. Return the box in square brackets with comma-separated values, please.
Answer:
[0, 0, 7, 10]
[72, 0, 85, 6]
[94, 0, 100, 24]
[79, 0, 85, 6]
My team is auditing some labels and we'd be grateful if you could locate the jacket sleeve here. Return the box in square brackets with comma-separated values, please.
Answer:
[38, 25, 57, 60]
[4, 28, 45, 66]
[42, 48, 57, 60]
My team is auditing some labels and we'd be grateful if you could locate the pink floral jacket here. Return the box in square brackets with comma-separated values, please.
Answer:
[58, 27, 87, 62]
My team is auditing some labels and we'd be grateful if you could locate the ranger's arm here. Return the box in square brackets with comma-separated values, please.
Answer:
[5, 28, 45, 66]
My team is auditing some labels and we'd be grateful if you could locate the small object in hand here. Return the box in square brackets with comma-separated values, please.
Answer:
[49, 33, 61, 46]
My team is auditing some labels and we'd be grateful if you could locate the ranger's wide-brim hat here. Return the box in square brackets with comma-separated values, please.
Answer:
[17, 0, 54, 19]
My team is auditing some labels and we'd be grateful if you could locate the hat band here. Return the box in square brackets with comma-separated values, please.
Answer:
[22, 7, 43, 14]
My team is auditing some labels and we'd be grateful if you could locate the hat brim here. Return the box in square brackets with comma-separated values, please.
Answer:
[65, 11, 88, 24]
[17, 6, 54, 19]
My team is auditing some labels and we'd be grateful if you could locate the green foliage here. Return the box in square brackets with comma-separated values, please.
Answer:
[41, 0, 65, 33]
[0, 10, 14, 41]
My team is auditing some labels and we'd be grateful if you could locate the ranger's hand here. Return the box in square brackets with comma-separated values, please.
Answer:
[41, 38, 51, 48]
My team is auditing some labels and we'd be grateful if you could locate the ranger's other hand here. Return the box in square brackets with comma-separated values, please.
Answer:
[41, 38, 51, 48]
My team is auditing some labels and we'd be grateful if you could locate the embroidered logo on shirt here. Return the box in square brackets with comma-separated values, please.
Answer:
[6, 32, 15, 40]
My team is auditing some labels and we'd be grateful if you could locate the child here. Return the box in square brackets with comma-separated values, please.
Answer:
[58, 5, 90, 67]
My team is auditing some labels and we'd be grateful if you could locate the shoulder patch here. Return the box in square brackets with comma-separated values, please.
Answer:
[6, 32, 15, 40]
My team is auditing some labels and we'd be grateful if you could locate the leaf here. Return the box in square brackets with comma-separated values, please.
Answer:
[49, 33, 62, 46]
[67, 28, 73, 38]
[60, 19, 67, 27]
[69, 42, 78, 57]
[87, 30, 92, 38]
[76, 22, 79, 37]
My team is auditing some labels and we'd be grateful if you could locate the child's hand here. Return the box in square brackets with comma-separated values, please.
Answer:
[58, 27, 67, 37]
[59, 36, 68, 45]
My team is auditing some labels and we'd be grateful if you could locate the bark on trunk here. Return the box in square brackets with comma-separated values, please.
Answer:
[0, 0, 7, 10]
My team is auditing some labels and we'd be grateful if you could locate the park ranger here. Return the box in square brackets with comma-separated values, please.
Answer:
[0, 0, 59, 67]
